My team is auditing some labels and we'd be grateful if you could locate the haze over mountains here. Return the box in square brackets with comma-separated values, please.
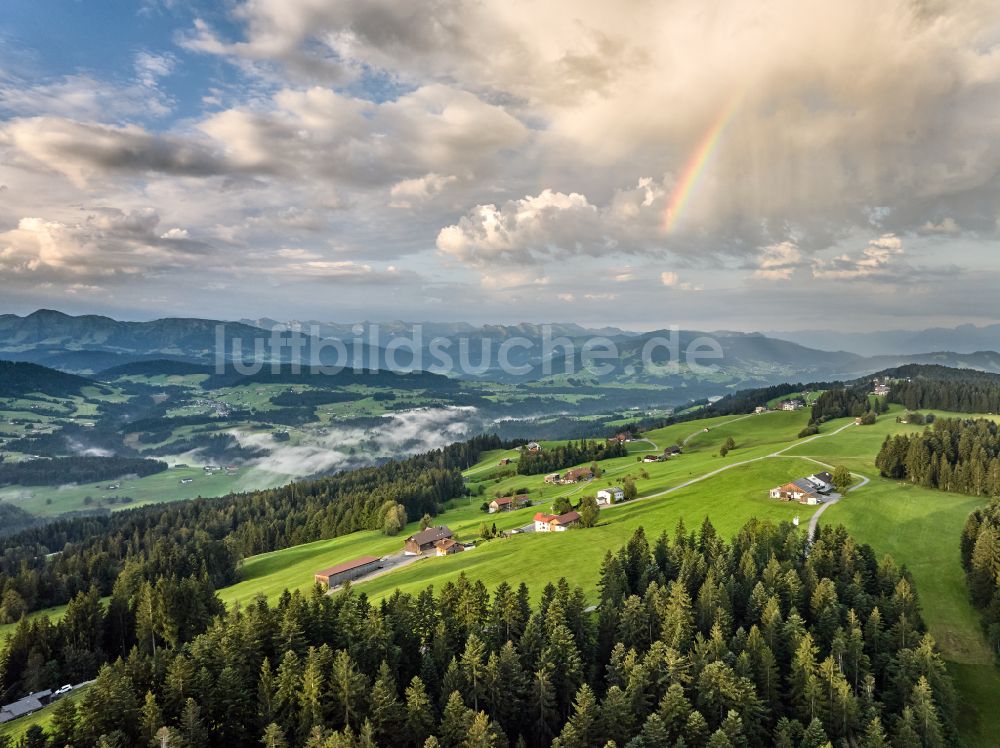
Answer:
[2, 309, 1000, 387]
[768, 324, 1000, 356]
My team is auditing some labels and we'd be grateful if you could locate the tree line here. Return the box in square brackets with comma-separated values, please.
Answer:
[809, 388, 874, 424]
[0, 518, 958, 747]
[888, 377, 1000, 414]
[0, 456, 167, 488]
[961, 499, 1000, 661]
[1, 574, 222, 704]
[270, 390, 364, 407]
[0, 435, 506, 618]
[875, 418, 1000, 497]
[517, 441, 627, 476]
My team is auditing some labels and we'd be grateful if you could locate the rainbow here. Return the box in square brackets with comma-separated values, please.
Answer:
[662, 99, 739, 233]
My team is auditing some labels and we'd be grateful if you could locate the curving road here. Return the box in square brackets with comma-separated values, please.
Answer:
[640, 419, 860, 503]
[802, 456, 870, 543]
[519, 417, 872, 537]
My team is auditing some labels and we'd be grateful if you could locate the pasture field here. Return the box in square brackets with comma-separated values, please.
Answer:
[0, 602, 71, 644]
[360, 457, 821, 602]
[218, 493, 537, 608]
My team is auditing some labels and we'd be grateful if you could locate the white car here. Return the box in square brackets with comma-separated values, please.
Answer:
[54, 684, 72, 697]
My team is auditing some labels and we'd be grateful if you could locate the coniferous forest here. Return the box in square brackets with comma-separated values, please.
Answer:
[961, 500, 1000, 660]
[809, 388, 872, 424]
[875, 418, 1000, 496]
[516, 440, 627, 476]
[884, 368, 1000, 414]
[0, 519, 959, 747]
[0, 456, 167, 488]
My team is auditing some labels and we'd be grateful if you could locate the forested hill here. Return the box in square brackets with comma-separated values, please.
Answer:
[867, 363, 1000, 413]
[0, 456, 168, 487]
[97, 359, 214, 378]
[0, 360, 94, 398]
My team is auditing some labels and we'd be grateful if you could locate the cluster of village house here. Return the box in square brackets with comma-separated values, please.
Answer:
[488, 495, 531, 512]
[769, 471, 834, 505]
[752, 398, 808, 415]
[642, 444, 682, 463]
[314, 435, 656, 589]
[532, 510, 580, 532]
[871, 377, 896, 397]
[544, 466, 595, 484]
[313, 525, 467, 588]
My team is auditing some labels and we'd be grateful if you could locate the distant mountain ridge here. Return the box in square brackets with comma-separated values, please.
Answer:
[768, 323, 1000, 356]
[239, 318, 637, 343]
[2, 309, 1000, 387]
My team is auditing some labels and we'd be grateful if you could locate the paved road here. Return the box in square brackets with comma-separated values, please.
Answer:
[801, 457, 871, 543]
[637, 420, 859, 503]
[519, 419, 871, 537]
[631, 437, 659, 451]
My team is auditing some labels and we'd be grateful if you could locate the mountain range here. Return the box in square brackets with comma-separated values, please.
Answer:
[2, 309, 1000, 388]
[768, 323, 1000, 356]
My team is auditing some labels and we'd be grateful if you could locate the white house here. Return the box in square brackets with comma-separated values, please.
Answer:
[597, 487, 624, 505]
[534, 512, 556, 532]
[533, 511, 581, 532]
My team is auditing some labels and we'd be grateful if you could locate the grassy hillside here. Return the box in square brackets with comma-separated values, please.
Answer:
[7, 403, 998, 745]
[206, 403, 1000, 747]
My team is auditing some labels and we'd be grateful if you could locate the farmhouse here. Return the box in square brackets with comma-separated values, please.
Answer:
[544, 472, 561, 484]
[597, 486, 625, 505]
[779, 399, 805, 411]
[435, 538, 464, 556]
[525, 441, 542, 452]
[489, 495, 530, 513]
[404, 525, 454, 555]
[769, 479, 822, 505]
[664, 445, 682, 456]
[549, 511, 581, 531]
[561, 467, 594, 483]
[754, 406, 767, 414]
[0, 691, 51, 724]
[314, 555, 382, 588]
[534, 511, 582, 532]
[642, 454, 663, 463]
[534, 512, 556, 532]
[806, 471, 834, 493]
[498, 458, 512, 466]
[611, 432, 633, 443]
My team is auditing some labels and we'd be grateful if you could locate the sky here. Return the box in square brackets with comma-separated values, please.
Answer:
[1, 0, 999, 332]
